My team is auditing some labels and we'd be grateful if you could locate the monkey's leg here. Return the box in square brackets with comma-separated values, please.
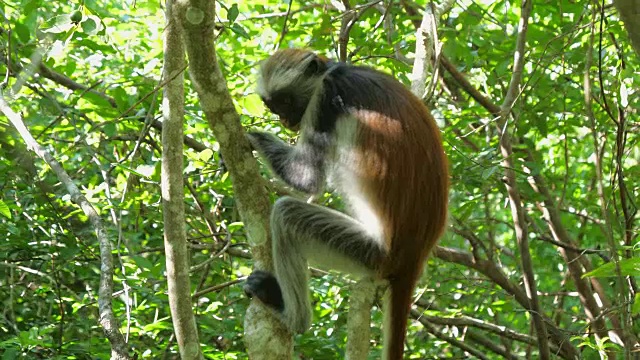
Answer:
[244, 196, 387, 334]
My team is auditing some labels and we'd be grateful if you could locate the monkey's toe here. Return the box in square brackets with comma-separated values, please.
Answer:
[244, 270, 285, 312]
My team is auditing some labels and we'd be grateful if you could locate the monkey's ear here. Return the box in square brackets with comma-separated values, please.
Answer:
[304, 54, 328, 76]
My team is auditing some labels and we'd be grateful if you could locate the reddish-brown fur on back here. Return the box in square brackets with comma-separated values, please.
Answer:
[260, 49, 449, 359]
[355, 76, 449, 359]
[356, 80, 448, 273]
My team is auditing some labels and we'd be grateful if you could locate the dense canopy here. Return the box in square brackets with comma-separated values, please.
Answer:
[0, 0, 638, 359]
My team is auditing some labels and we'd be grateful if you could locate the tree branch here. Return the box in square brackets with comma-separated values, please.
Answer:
[174, 0, 290, 358]
[412, 312, 490, 360]
[345, 278, 377, 360]
[0, 93, 130, 359]
[37, 64, 117, 108]
[492, 1, 550, 358]
[417, 312, 554, 351]
[162, 1, 203, 358]
[525, 149, 634, 348]
[432, 246, 578, 359]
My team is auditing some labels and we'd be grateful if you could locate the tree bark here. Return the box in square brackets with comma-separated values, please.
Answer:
[345, 278, 376, 360]
[613, 0, 640, 58]
[173, 0, 292, 358]
[493, 1, 551, 358]
[161, 1, 204, 358]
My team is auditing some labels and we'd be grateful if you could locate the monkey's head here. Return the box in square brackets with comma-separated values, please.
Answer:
[257, 49, 329, 131]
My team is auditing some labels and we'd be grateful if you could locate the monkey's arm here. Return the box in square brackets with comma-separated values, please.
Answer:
[247, 130, 329, 194]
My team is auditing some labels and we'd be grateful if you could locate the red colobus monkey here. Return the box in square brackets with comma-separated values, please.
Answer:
[243, 49, 449, 360]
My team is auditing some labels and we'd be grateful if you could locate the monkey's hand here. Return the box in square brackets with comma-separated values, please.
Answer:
[246, 130, 289, 155]
[246, 130, 324, 194]
[243, 270, 285, 313]
[244, 131, 258, 152]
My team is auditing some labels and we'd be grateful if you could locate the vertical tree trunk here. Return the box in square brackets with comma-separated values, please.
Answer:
[346, 278, 377, 360]
[613, 0, 640, 58]
[161, 1, 204, 358]
[173, 0, 293, 358]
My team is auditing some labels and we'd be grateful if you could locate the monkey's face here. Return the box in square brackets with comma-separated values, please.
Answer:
[257, 49, 330, 132]
[261, 91, 309, 131]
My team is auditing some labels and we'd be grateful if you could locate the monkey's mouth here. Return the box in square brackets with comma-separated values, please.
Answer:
[279, 117, 301, 131]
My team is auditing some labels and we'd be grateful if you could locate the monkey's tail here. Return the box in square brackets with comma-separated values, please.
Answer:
[383, 270, 419, 360]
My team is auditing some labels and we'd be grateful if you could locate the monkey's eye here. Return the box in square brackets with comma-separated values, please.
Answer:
[263, 92, 298, 119]
[279, 95, 293, 106]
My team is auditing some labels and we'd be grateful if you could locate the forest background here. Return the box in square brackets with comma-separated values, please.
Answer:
[0, 0, 639, 359]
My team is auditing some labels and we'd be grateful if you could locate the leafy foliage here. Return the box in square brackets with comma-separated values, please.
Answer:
[0, 0, 638, 359]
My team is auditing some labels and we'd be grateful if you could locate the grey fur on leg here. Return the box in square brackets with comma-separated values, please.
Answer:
[270, 197, 312, 334]
[270, 196, 388, 334]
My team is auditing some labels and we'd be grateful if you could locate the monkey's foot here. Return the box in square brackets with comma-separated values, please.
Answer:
[243, 270, 285, 312]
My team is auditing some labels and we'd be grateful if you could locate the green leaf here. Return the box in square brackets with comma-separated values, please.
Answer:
[83, 91, 113, 109]
[227, 4, 239, 23]
[41, 15, 75, 34]
[632, 293, 640, 316]
[230, 23, 250, 39]
[228, 222, 244, 232]
[13, 22, 31, 43]
[198, 148, 214, 162]
[113, 87, 130, 111]
[242, 94, 266, 116]
[481, 165, 499, 180]
[132, 255, 154, 271]
[0, 200, 10, 219]
[583, 257, 640, 278]
[76, 38, 116, 53]
[62, 61, 77, 77]
[103, 121, 117, 137]
[22, 0, 42, 17]
[80, 17, 98, 35]
[534, 116, 549, 137]
[112, 163, 150, 179]
[2, 348, 19, 360]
